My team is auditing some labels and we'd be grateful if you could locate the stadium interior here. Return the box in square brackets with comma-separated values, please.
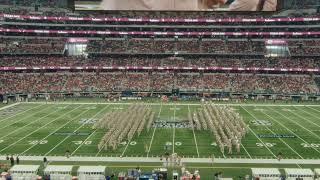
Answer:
[1, 0, 320, 179]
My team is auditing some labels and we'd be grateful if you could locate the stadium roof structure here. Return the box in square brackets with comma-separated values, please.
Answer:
[9, 165, 40, 173]
[44, 165, 73, 175]
[284, 168, 314, 177]
[77, 166, 106, 175]
[251, 168, 281, 177]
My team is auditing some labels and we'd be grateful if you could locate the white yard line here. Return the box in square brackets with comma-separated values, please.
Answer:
[302, 106, 320, 119]
[299, 107, 320, 127]
[188, 105, 200, 158]
[95, 138, 109, 156]
[243, 106, 304, 159]
[248, 127, 276, 158]
[121, 139, 131, 157]
[95, 104, 125, 157]
[296, 163, 302, 169]
[289, 107, 320, 129]
[44, 105, 110, 156]
[239, 106, 277, 159]
[305, 106, 320, 114]
[172, 104, 176, 154]
[0, 103, 42, 124]
[269, 107, 320, 141]
[0, 102, 19, 111]
[0, 104, 49, 131]
[240, 144, 252, 159]
[20, 106, 90, 154]
[0, 105, 79, 153]
[222, 151, 226, 159]
[95, 145, 104, 157]
[71, 130, 97, 156]
[120, 104, 133, 157]
[263, 107, 320, 155]
[147, 103, 163, 158]
[0, 105, 60, 139]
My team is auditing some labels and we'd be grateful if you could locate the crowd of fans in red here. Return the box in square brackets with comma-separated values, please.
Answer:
[0, 37, 319, 95]
[0, 56, 319, 69]
[1, 38, 320, 55]
[0, 72, 317, 94]
[0, 38, 65, 54]
[1, 2, 319, 95]
[0, 0, 66, 9]
[86, 39, 320, 55]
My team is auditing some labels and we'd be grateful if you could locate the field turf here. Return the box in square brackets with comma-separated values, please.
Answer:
[0, 102, 320, 160]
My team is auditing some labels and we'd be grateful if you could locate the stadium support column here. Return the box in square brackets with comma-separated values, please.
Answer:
[174, 36, 178, 52]
[199, 36, 203, 53]
[34, 0, 40, 11]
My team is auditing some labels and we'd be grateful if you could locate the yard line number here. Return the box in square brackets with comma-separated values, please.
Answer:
[301, 143, 320, 148]
[256, 143, 276, 147]
[72, 141, 92, 145]
[28, 140, 48, 145]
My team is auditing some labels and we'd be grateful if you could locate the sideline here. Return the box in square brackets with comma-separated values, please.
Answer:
[1, 156, 319, 165]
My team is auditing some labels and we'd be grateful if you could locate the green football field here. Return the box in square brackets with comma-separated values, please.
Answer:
[0, 102, 320, 160]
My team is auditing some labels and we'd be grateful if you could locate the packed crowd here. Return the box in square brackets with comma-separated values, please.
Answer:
[86, 39, 320, 55]
[80, 39, 254, 54]
[0, 72, 318, 94]
[1, 0, 319, 43]
[1, 56, 320, 69]
[192, 104, 247, 154]
[0, 0, 68, 8]
[3, 22, 316, 35]
[0, 2, 319, 96]
[1, 6, 320, 40]
[0, 38, 319, 55]
[83, 39, 320, 55]
[1, 5, 319, 24]
[95, 104, 154, 150]
[0, 38, 65, 54]
[229, 74, 318, 93]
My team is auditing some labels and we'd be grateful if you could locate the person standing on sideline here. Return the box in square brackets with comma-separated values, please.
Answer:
[16, 156, 20, 165]
[43, 157, 48, 167]
[10, 155, 14, 167]
[65, 149, 70, 158]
